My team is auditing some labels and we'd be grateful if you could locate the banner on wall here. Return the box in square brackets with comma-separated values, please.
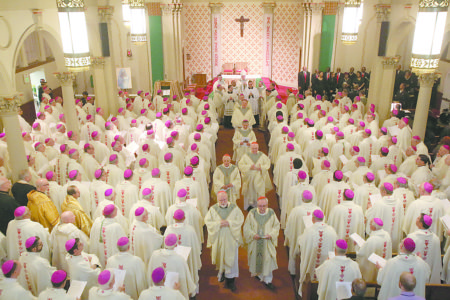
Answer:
[211, 12, 222, 78]
[262, 13, 273, 78]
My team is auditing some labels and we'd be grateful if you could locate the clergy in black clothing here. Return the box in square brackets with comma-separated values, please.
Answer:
[0, 177, 18, 235]
[11, 169, 36, 207]
[344, 278, 368, 300]
[298, 66, 310, 92]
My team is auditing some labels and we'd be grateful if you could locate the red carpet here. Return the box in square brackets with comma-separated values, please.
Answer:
[197, 127, 297, 299]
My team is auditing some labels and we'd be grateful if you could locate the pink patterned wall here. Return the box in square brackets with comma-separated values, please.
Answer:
[272, 2, 302, 86]
[183, 4, 212, 80]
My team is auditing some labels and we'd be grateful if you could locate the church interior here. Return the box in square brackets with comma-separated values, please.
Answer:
[1, 0, 450, 299]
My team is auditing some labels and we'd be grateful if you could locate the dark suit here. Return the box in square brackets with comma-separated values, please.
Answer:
[0, 191, 19, 235]
[298, 71, 310, 92]
[335, 72, 344, 90]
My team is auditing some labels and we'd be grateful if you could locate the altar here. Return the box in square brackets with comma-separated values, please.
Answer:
[222, 74, 262, 86]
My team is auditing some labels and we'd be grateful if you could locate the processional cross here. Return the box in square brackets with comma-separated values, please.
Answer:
[235, 15, 250, 37]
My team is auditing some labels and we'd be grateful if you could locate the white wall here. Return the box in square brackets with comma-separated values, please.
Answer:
[15, 61, 59, 103]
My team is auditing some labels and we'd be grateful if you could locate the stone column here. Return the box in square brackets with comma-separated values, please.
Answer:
[32, 9, 47, 62]
[308, 3, 324, 71]
[90, 56, 110, 116]
[209, 3, 224, 78]
[161, 3, 175, 80]
[412, 73, 439, 139]
[262, 2, 276, 78]
[54, 72, 79, 135]
[377, 56, 400, 124]
[174, 3, 184, 82]
[0, 94, 27, 181]
[301, 4, 310, 69]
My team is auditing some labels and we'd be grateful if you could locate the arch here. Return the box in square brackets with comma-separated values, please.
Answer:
[386, 19, 415, 57]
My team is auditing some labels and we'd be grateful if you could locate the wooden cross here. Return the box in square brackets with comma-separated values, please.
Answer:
[235, 15, 250, 37]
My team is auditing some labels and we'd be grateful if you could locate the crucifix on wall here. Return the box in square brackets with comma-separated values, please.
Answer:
[235, 15, 250, 37]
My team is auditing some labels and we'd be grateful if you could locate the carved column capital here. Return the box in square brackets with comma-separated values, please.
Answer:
[53, 72, 76, 86]
[418, 73, 439, 87]
[160, 4, 172, 16]
[209, 2, 223, 13]
[91, 56, 106, 67]
[262, 2, 276, 14]
[310, 2, 325, 14]
[375, 4, 391, 22]
[98, 5, 114, 22]
[382, 56, 400, 68]
[0, 93, 22, 114]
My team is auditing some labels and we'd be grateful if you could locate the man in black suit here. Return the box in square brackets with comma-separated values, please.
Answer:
[298, 66, 310, 93]
[0, 177, 18, 235]
[335, 67, 344, 90]
[344, 278, 368, 300]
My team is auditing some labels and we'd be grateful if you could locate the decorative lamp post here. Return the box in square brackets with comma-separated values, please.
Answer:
[56, 0, 91, 71]
[341, 0, 362, 45]
[130, 0, 147, 44]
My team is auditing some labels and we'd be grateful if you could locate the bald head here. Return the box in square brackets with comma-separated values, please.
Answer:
[36, 178, 48, 191]
[399, 272, 416, 292]
[352, 278, 366, 296]
[61, 211, 76, 224]
[0, 177, 11, 192]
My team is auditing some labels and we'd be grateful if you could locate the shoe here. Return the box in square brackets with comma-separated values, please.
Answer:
[225, 278, 237, 292]
[264, 282, 275, 290]
[219, 273, 225, 282]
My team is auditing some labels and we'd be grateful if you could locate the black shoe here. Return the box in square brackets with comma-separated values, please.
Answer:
[264, 282, 275, 290]
[225, 278, 237, 292]
[219, 273, 225, 282]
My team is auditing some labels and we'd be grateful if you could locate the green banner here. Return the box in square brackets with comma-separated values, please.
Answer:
[149, 16, 164, 85]
[319, 15, 336, 71]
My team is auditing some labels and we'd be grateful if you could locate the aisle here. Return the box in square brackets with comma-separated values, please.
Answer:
[197, 126, 296, 299]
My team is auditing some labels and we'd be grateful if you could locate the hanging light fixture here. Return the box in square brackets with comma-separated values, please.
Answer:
[411, 0, 449, 73]
[341, 0, 363, 45]
[56, 0, 91, 71]
[122, 0, 131, 28]
[130, 0, 147, 44]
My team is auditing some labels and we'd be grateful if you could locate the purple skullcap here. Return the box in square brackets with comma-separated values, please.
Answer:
[412, 146, 417, 151]
[299, 103, 304, 109]
[0, 133, 5, 139]
[21, 132, 27, 137]
[412, 135, 421, 141]
[334, 99, 339, 105]
[297, 112, 303, 118]
[277, 115, 283, 121]
[370, 106, 375, 113]
[86, 115, 92, 120]
[365, 129, 372, 135]
[288, 132, 295, 138]
[75, 99, 81, 104]
[320, 110, 326, 116]
[384, 182, 393, 192]
[173, 95, 177, 100]
[357, 156, 365, 163]
[323, 160, 331, 168]
[105, 188, 113, 197]
[174, 209, 185, 220]
[51, 270, 67, 284]
[276, 95, 282, 100]
[402, 117, 409, 125]
[392, 109, 398, 116]
[316, 130, 323, 137]
[139, 158, 147, 167]
[344, 106, 350, 112]
[152, 267, 165, 284]
[152, 168, 160, 176]
[177, 189, 187, 198]
[403, 238, 415, 252]
[142, 144, 149, 151]
[165, 233, 177, 247]
[397, 177, 407, 185]
[359, 121, 366, 127]
[147, 130, 154, 136]
[34, 142, 41, 149]
[142, 188, 152, 196]
[298, 94, 304, 99]
[56, 124, 63, 130]
[316, 105, 321, 110]
[344, 189, 354, 199]
[381, 147, 389, 154]
[444, 145, 450, 150]
[131, 119, 137, 124]
[186, 99, 191, 104]
[287, 143, 294, 150]
[117, 237, 129, 247]
[203, 96, 209, 101]
[68, 170, 78, 179]
[109, 154, 118, 162]
[194, 133, 201, 140]
[298, 170, 307, 179]
[190, 156, 199, 165]
[45, 171, 54, 181]
[366, 172, 375, 181]
[164, 152, 173, 161]
[165, 120, 172, 128]
[422, 214, 432, 226]
[352, 104, 357, 109]
[205, 104, 210, 110]
[25, 236, 36, 249]
[156, 112, 162, 118]
[14, 206, 26, 218]
[36, 112, 42, 118]
[157, 89, 162, 93]
[336, 239, 348, 250]
[313, 209, 324, 219]
[111, 117, 118, 122]
[190, 143, 198, 151]
[322, 147, 329, 154]
[68, 149, 76, 155]
[276, 103, 282, 109]
[184, 166, 193, 176]
[126, 103, 132, 109]
[65, 239, 77, 252]
[98, 270, 112, 285]
[103, 204, 115, 216]
[390, 164, 398, 173]
[337, 131, 344, 137]
[171, 131, 178, 138]
[352, 146, 360, 152]
[105, 121, 111, 128]
[124, 169, 133, 178]
[302, 190, 313, 200]
[196, 124, 204, 131]
[391, 136, 398, 144]
[94, 169, 102, 179]
[166, 137, 173, 145]
[423, 182, 433, 193]
[67, 131, 74, 138]
[348, 118, 354, 124]
[374, 218, 383, 226]
[317, 95, 322, 100]
[141, 109, 147, 114]
[205, 117, 211, 124]
[118, 108, 124, 113]
[32, 122, 39, 129]
[282, 126, 289, 133]
[135, 207, 145, 217]
[137, 90, 143, 95]
[327, 116, 334, 122]
[335, 170, 344, 180]
[96, 107, 101, 113]
[182, 108, 188, 114]
[145, 93, 150, 96]
[2, 260, 14, 275]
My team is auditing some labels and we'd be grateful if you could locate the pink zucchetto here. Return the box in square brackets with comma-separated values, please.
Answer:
[98, 270, 113, 286]
[174, 209, 185, 220]
[298, 170, 307, 179]
[276, 103, 282, 109]
[444, 145, 450, 150]
[139, 158, 147, 167]
[323, 160, 331, 168]
[337, 131, 344, 137]
[302, 190, 313, 200]
[118, 108, 124, 113]
[423, 215, 432, 226]
[316, 95, 322, 100]
[164, 153, 173, 161]
[327, 116, 334, 122]
[45, 171, 54, 181]
[374, 218, 383, 226]
[316, 130, 323, 137]
[297, 112, 303, 118]
[352, 146, 360, 153]
[104, 188, 113, 197]
[32, 122, 39, 129]
[313, 209, 324, 219]
[190, 156, 199, 165]
[94, 169, 103, 179]
[288, 132, 295, 138]
[152, 168, 160, 177]
[65, 239, 77, 252]
[135, 207, 145, 217]
[322, 147, 329, 154]
[336, 239, 348, 250]
[389, 164, 398, 173]
[68, 149, 77, 155]
[344, 106, 350, 112]
[141, 109, 147, 115]
[348, 118, 354, 123]
[166, 137, 173, 145]
[277, 115, 283, 121]
[397, 177, 407, 185]
[357, 156, 365, 163]
[147, 130, 154, 136]
[156, 112, 162, 118]
[157, 89, 162, 93]
[366, 172, 375, 181]
[191, 143, 198, 151]
[403, 238, 415, 252]
[423, 182, 433, 193]
[103, 204, 115, 216]
[171, 131, 178, 138]
[286, 143, 295, 150]
[282, 126, 289, 133]
[131, 119, 137, 124]
[68, 170, 78, 179]
[334, 170, 344, 180]
[25, 236, 36, 249]
[316, 105, 321, 110]
[344, 189, 354, 199]
[165, 233, 177, 247]
[383, 182, 393, 192]
[381, 147, 389, 154]
[194, 133, 201, 140]
[165, 120, 172, 128]
[142, 188, 152, 196]
[117, 237, 129, 247]
[364, 129, 372, 135]
[14, 206, 27, 218]
[109, 154, 118, 162]
[177, 189, 187, 198]
[182, 108, 188, 114]
[2, 260, 14, 275]
[184, 166, 193, 176]
[412, 135, 421, 141]
[124, 169, 133, 179]
[22, 132, 27, 137]
[51, 270, 67, 284]
[152, 267, 165, 283]
[359, 121, 366, 127]
[402, 117, 409, 125]
[391, 136, 398, 144]
[196, 124, 204, 131]
[142, 144, 149, 151]
[86, 115, 93, 120]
